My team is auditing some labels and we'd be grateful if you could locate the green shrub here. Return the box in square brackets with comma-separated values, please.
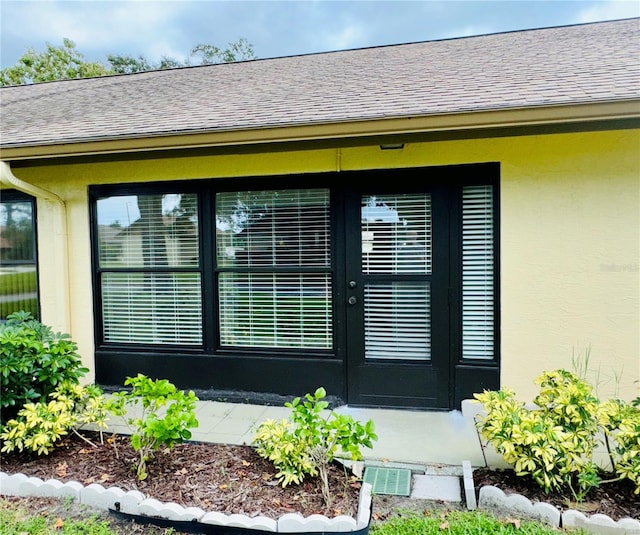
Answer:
[599, 397, 640, 493]
[0, 382, 110, 455]
[108, 374, 199, 480]
[253, 386, 377, 506]
[0, 311, 88, 424]
[474, 369, 640, 500]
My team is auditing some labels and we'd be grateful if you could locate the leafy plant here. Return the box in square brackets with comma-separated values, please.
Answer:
[599, 397, 640, 493]
[0, 382, 110, 455]
[0, 311, 88, 424]
[253, 386, 377, 506]
[474, 369, 640, 500]
[108, 374, 199, 480]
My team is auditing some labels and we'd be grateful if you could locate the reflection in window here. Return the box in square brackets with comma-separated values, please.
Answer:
[361, 194, 432, 274]
[96, 193, 202, 344]
[216, 189, 332, 349]
[0, 192, 38, 320]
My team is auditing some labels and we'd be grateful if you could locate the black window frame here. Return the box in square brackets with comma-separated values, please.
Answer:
[0, 189, 40, 321]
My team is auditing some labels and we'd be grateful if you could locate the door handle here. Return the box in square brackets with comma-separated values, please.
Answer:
[348, 296, 357, 305]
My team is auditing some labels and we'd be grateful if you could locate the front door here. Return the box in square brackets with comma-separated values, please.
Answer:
[343, 182, 452, 409]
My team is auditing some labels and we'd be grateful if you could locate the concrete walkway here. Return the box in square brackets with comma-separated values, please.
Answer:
[104, 398, 506, 470]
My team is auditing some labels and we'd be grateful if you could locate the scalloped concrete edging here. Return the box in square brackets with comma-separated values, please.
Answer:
[0, 471, 372, 533]
[477, 485, 640, 534]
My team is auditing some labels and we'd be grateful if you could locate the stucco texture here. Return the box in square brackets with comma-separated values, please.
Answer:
[11, 127, 640, 403]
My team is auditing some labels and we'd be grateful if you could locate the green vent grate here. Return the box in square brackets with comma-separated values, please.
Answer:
[363, 467, 412, 496]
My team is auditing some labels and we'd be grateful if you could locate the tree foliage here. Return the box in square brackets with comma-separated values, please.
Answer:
[1, 37, 255, 86]
[0, 38, 110, 86]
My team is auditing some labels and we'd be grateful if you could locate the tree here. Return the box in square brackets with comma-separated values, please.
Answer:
[107, 38, 255, 74]
[0, 38, 110, 86]
[1, 38, 256, 85]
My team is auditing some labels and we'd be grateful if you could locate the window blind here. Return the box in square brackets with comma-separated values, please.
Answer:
[361, 193, 432, 361]
[361, 194, 432, 275]
[101, 272, 202, 344]
[462, 185, 495, 360]
[97, 193, 202, 345]
[218, 273, 332, 349]
[364, 282, 431, 360]
[216, 189, 332, 350]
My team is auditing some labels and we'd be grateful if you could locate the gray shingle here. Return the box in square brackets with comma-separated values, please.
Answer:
[1, 18, 638, 148]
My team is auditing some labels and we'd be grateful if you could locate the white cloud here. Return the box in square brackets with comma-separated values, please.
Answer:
[325, 23, 368, 51]
[576, 0, 639, 23]
[3, 0, 191, 63]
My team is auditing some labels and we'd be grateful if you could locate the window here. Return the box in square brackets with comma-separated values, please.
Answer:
[216, 189, 332, 349]
[0, 190, 38, 320]
[95, 192, 202, 344]
[461, 184, 495, 360]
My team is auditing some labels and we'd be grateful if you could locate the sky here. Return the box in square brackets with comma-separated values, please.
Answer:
[1, 0, 639, 69]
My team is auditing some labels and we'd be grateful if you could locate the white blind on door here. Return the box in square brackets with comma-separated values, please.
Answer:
[462, 185, 494, 360]
[364, 282, 431, 361]
[361, 194, 432, 274]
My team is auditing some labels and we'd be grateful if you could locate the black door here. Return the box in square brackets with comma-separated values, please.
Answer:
[342, 181, 452, 409]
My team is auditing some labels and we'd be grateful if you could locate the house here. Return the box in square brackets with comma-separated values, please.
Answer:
[1, 18, 638, 410]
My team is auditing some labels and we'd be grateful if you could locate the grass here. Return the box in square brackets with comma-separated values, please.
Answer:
[0, 499, 118, 535]
[370, 509, 582, 534]
[1, 499, 582, 535]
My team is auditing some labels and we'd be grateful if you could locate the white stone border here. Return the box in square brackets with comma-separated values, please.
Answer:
[0, 471, 372, 533]
[472, 479, 640, 534]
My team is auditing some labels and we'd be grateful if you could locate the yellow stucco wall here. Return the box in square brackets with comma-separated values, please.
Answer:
[9, 127, 640, 403]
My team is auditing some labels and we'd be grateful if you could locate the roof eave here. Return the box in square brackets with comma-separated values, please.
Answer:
[1, 100, 639, 161]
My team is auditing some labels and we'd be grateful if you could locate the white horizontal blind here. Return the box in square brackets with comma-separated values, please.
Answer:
[216, 189, 330, 268]
[102, 272, 202, 344]
[97, 193, 202, 345]
[218, 273, 332, 348]
[462, 185, 495, 360]
[361, 194, 431, 274]
[216, 189, 332, 349]
[361, 193, 432, 361]
[364, 282, 431, 360]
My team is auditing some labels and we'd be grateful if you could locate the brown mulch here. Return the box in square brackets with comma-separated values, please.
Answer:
[0, 431, 362, 520]
[1, 430, 638, 526]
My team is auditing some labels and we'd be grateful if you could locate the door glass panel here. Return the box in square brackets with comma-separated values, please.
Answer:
[361, 194, 431, 274]
[361, 193, 432, 361]
[364, 282, 431, 361]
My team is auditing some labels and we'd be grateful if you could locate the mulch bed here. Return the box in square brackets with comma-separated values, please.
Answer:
[2, 431, 638, 523]
[473, 467, 640, 521]
[0, 431, 362, 520]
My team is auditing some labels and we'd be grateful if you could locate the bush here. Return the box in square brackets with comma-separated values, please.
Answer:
[253, 386, 377, 506]
[599, 397, 640, 493]
[474, 369, 640, 500]
[0, 382, 110, 455]
[0, 311, 88, 424]
[108, 374, 199, 480]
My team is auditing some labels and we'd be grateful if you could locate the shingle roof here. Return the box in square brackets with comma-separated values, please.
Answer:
[1, 18, 638, 150]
